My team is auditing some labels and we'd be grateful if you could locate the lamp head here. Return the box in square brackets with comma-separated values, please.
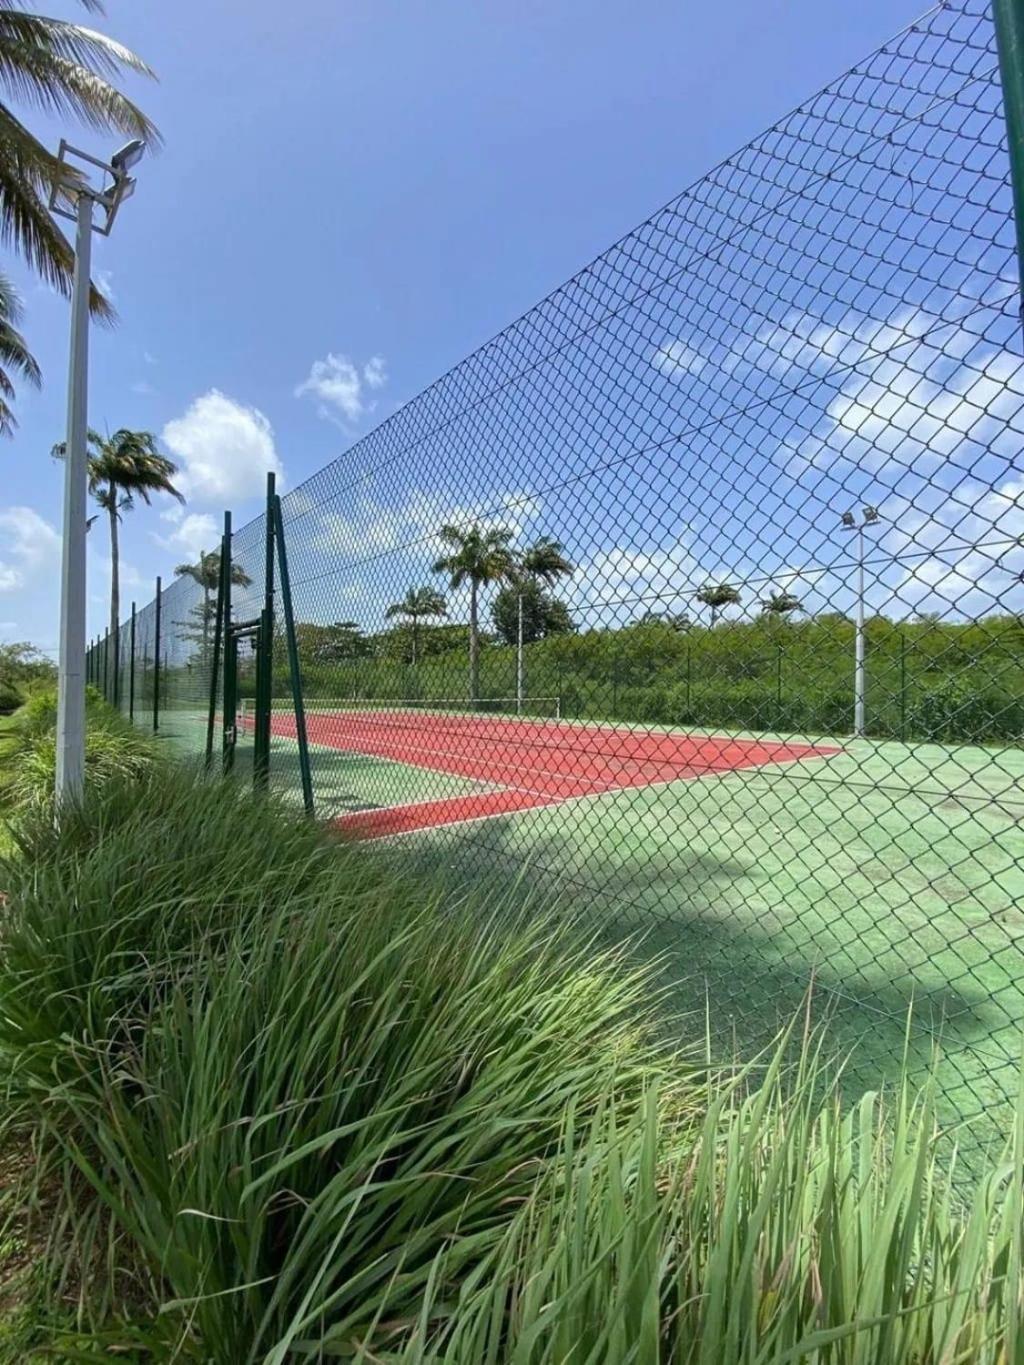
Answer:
[111, 138, 145, 174]
[863, 505, 880, 524]
[840, 511, 856, 529]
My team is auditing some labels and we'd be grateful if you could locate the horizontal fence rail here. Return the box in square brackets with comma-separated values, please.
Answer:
[92, 0, 1024, 1172]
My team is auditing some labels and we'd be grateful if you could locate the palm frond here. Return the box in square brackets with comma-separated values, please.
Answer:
[0, 34, 157, 140]
[0, 109, 115, 319]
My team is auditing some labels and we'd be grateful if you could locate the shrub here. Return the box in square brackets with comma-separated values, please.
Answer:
[0, 768, 681, 1357]
[0, 687, 161, 817]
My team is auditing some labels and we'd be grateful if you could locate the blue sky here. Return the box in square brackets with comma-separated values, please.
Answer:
[3, 0, 1017, 656]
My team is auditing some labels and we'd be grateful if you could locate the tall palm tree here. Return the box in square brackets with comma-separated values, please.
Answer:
[0, 1, 157, 327]
[760, 590, 802, 618]
[0, 271, 40, 434]
[175, 549, 253, 662]
[53, 428, 184, 655]
[696, 581, 741, 627]
[519, 535, 574, 587]
[433, 524, 516, 701]
[384, 585, 447, 665]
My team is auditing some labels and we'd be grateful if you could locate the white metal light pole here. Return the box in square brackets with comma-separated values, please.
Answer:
[50, 138, 146, 806]
[840, 505, 881, 739]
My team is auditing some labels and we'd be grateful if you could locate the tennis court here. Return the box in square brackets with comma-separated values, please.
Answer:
[242, 699, 838, 838]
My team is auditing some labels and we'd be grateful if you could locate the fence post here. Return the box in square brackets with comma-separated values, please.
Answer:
[222, 513, 237, 774]
[900, 632, 908, 742]
[995, 0, 1024, 334]
[206, 515, 229, 768]
[686, 642, 692, 711]
[273, 492, 314, 815]
[128, 604, 136, 722]
[254, 473, 275, 788]
[777, 644, 783, 709]
[153, 575, 162, 732]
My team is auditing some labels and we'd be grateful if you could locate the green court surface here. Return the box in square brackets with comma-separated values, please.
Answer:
[154, 704, 1024, 1164]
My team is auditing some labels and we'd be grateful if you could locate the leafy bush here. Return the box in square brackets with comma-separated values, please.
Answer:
[0, 687, 161, 817]
[0, 767, 680, 1357]
[2, 767, 1023, 1359]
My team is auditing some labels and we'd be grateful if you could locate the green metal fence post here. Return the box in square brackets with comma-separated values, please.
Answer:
[273, 493, 314, 815]
[686, 642, 692, 711]
[206, 515, 229, 768]
[900, 632, 908, 741]
[153, 576, 162, 733]
[995, 0, 1024, 331]
[222, 513, 236, 773]
[254, 473, 276, 789]
[102, 627, 109, 703]
[128, 604, 136, 722]
[777, 644, 783, 707]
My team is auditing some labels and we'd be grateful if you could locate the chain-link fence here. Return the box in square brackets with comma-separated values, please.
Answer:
[92, 0, 1024, 1166]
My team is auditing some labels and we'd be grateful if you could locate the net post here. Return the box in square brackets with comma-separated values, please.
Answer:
[128, 603, 136, 722]
[273, 492, 315, 815]
[205, 516, 229, 768]
[153, 576, 162, 733]
[995, 0, 1024, 335]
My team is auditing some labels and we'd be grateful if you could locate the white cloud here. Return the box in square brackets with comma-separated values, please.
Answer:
[0, 506, 61, 591]
[94, 268, 115, 304]
[886, 475, 1024, 618]
[295, 353, 388, 424]
[131, 379, 157, 397]
[653, 340, 707, 379]
[153, 511, 220, 562]
[363, 355, 387, 390]
[143, 350, 157, 366]
[312, 488, 540, 559]
[162, 390, 283, 505]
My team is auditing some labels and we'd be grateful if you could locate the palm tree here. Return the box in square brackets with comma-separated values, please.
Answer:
[0, 272, 40, 435]
[0, 2, 157, 328]
[696, 581, 741, 627]
[175, 549, 252, 662]
[760, 590, 802, 618]
[433, 524, 516, 701]
[53, 428, 184, 653]
[385, 586, 447, 665]
[519, 536, 574, 587]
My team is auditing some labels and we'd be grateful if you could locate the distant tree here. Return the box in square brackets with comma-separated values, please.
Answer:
[696, 582, 741, 626]
[54, 429, 184, 655]
[175, 549, 252, 661]
[638, 610, 691, 631]
[760, 591, 802, 618]
[384, 586, 447, 665]
[433, 524, 517, 700]
[0, 640, 54, 708]
[492, 580, 574, 646]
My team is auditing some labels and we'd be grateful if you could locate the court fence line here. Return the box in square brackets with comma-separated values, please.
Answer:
[90, 0, 1024, 1174]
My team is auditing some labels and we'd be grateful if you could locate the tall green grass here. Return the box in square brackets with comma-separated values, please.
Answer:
[0, 687, 162, 820]
[0, 767, 1021, 1360]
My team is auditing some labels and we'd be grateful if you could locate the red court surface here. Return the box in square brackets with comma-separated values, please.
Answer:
[264, 707, 839, 840]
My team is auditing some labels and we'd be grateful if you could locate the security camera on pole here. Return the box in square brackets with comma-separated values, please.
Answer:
[49, 138, 146, 807]
[840, 505, 881, 739]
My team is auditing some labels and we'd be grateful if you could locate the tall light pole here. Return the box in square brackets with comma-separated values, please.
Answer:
[840, 505, 881, 739]
[50, 138, 145, 806]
